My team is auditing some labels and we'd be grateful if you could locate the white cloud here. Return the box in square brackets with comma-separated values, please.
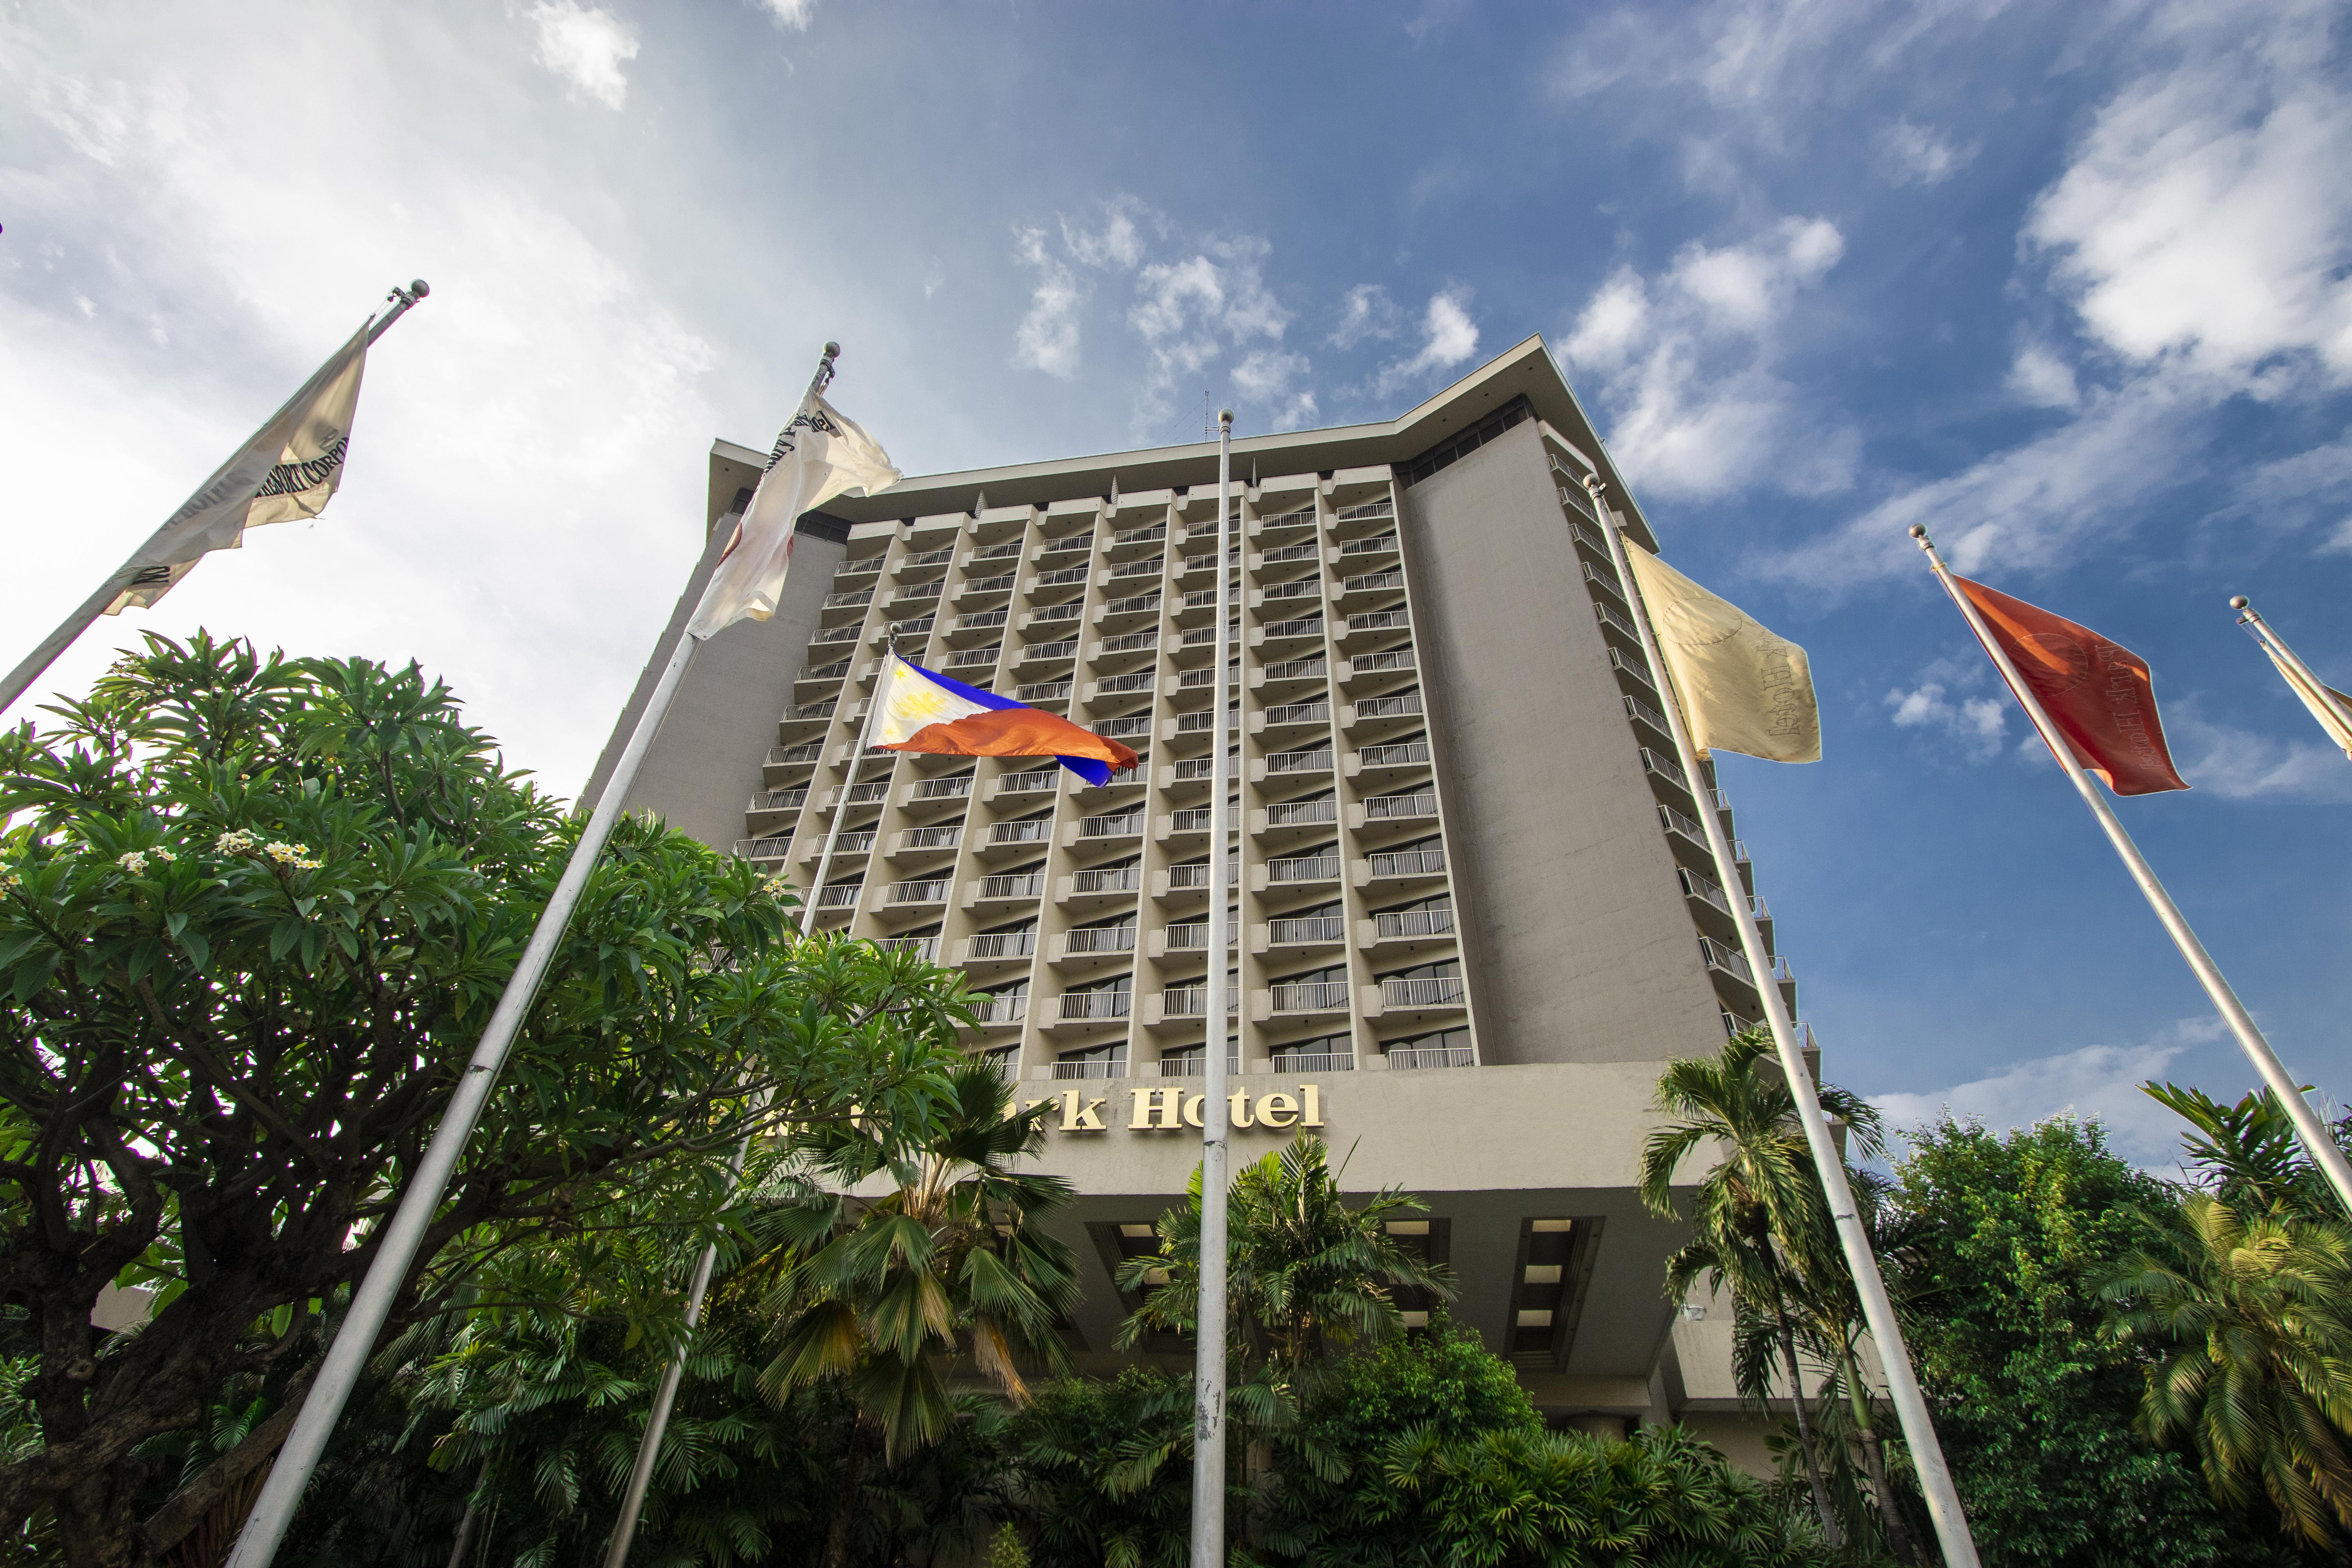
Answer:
[2006, 342, 2081, 410]
[1062, 196, 1156, 270]
[527, 1, 638, 110]
[1231, 348, 1317, 431]
[1329, 283, 1402, 349]
[1561, 217, 1852, 501]
[1372, 288, 1479, 396]
[757, 0, 816, 30]
[1126, 236, 1290, 432]
[2025, 42, 2352, 385]
[1879, 117, 1975, 186]
[2164, 697, 2352, 803]
[1872, 1018, 2228, 1171]
[1884, 662, 2009, 760]
[1011, 225, 1083, 379]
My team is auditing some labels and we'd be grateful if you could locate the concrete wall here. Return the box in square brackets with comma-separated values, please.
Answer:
[1402, 421, 1728, 1066]
[579, 520, 847, 842]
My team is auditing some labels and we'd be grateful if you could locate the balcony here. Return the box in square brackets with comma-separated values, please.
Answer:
[879, 935, 940, 963]
[821, 588, 874, 611]
[910, 775, 974, 802]
[814, 883, 862, 910]
[1264, 853, 1341, 885]
[1177, 663, 1238, 691]
[983, 820, 1054, 854]
[1108, 555, 1165, 582]
[1343, 649, 1415, 684]
[1017, 680, 1073, 705]
[974, 872, 1045, 902]
[1172, 710, 1238, 736]
[797, 660, 851, 688]
[1056, 991, 1133, 1023]
[833, 555, 882, 580]
[1270, 980, 1350, 1013]
[809, 622, 863, 647]
[1181, 621, 1243, 648]
[950, 610, 1011, 643]
[1372, 908, 1455, 941]
[748, 787, 808, 819]
[1110, 521, 1167, 550]
[1016, 638, 1078, 667]
[1623, 693, 1671, 742]
[1078, 812, 1143, 840]
[1346, 693, 1424, 734]
[889, 581, 945, 613]
[1100, 714, 1154, 740]
[797, 829, 874, 864]
[898, 544, 955, 572]
[1090, 671, 1157, 704]
[1157, 922, 1237, 956]
[995, 767, 1062, 796]
[1332, 499, 1395, 529]
[965, 538, 1024, 567]
[885, 879, 951, 907]
[1022, 601, 1087, 632]
[1253, 503, 1317, 537]
[1350, 740, 1433, 778]
[1338, 569, 1404, 601]
[1267, 915, 1346, 946]
[956, 573, 1016, 604]
[1037, 530, 1096, 559]
[966, 993, 1029, 1028]
[1096, 630, 1159, 657]
[1264, 797, 1338, 828]
[1595, 599, 1643, 644]
[1385, 1044, 1473, 1069]
[1359, 790, 1437, 826]
[1341, 609, 1411, 641]
[1158, 987, 1239, 1018]
[1368, 846, 1446, 880]
[1261, 656, 1328, 692]
[1608, 647, 1656, 692]
[780, 699, 838, 726]
[1262, 700, 1332, 731]
[1263, 747, 1334, 777]
[892, 825, 963, 857]
[734, 836, 792, 862]
[1030, 563, 1091, 593]
[1640, 748, 1693, 798]
[1164, 862, 1239, 891]
[958, 930, 1037, 965]
[1339, 531, 1399, 558]
[1062, 926, 1138, 956]
[1100, 591, 1161, 621]
[1067, 867, 1142, 894]
[1269, 1050, 1355, 1073]
[1156, 1053, 1242, 1076]
[1380, 976, 1465, 1010]
[768, 742, 823, 768]
[946, 646, 1001, 673]
[1259, 615, 1325, 643]
[1253, 540, 1322, 572]
[828, 779, 891, 809]
[1257, 576, 1324, 609]
[1053, 1052, 1129, 1079]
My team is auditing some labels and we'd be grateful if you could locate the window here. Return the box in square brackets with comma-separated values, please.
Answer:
[1276, 963, 1349, 988]
[1401, 394, 1533, 485]
[1386, 1025, 1470, 1054]
[1079, 910, 1138, 931]
[1374, 893, 1452, 916]
[1378, 956, 1461, 984]
[984, 914, 1038, 936]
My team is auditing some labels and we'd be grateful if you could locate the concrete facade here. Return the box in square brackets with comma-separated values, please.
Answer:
[582, 337, 1808, 1445]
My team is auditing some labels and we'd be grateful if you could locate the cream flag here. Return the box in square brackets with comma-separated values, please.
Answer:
[2265, 647, 2352, 759]
[1622, 541, 1822, 764]
[109, 322, 371, 613]
[686, 392, 900, 639]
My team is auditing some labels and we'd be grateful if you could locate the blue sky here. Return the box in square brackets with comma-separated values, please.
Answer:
[4, 0, 2350, 1166]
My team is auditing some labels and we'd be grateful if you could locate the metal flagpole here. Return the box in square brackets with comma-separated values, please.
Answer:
[602, 637, 886, 1567]
[0, 280, 429, 720]
[1916, 530, 2352, 1216]
[1595, 479, 1982, 1568]
[1190, 410, 1236, 1568]
[229, 341, 840, 1568]
[2230, 594, 2352, 754]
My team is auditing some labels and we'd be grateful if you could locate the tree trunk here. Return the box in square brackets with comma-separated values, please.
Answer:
[1772, 1295, 1841, 1548]
[1839, 1344, 1917, 1566]
[821, 1420, 876, 1568]
[445, 1455, 493, 1568]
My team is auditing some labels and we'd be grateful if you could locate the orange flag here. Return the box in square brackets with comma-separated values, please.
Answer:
[1956, 576, 2188, 796]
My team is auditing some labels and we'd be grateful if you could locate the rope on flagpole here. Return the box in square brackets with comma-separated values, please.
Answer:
[1597, 479, 1982, 1568]
[230, 340, 835, 1568]
[1917, 531, 2352, 1218]
[0, 281, 429, 723]
[1189, 410, 1236, 1568]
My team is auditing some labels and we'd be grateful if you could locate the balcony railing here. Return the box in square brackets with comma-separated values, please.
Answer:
[782, 700, 838, 722]
[1608, 647, 1655, 690]
[1623, 693, 1670, 734]
[1265, 748, 1334, 775]
[735, 837, 791, 860]
[1358, 741, 1432, 768]
[1110, 556, 1165, 580]
[1175, 711, 1238, 733]
[988, 820, 1052, 846]
[833, 555, 882, 579]
[1350, 650, 1415, 675]
[895, 615, 937, 638]
[1263, 616, 1325, 639]
[1640, 748, 1691, 791]
[1022, 639, 1078, 662]
[1334, 499, 1395, 524]
[1098, 670, 1156, 693]
[1343, 570, 1404, 594]
[810, 623, 862, 645]
[956, 610, 1011, 632]
[1104, 592, 1161, 615]
[1101, 715, 1153, 738]
[1595, 600, 1642, 641]
[1258, 504, 1317, 531]
[816, 884, 862, 908]
[1339, 531, 1399, 556]
[1375, 907, 1455, 939]
[1265, 701, 1331, 725]
[1698, 936, 1754, 985]
[822, 588, 873, 609]
[1180, 589, 1225, 610]
[769, 742, 823, 766]
[1364, 791, 1436, 821]
[963, 572, 1016, 595]
[1259, 541, 1319, 564]
[947, 646, 1001, 669]
[1180, 622, 1242, 649]
[750, 787, 809, 813]
[1018, 681, 1073, 703]
[1178, 664, 1238, 689]
[1034, 564, 1090, 587]
[1065, 926, 1137, 954]
[1382, 976, 1464, 1008]
[969, 993, 1029, 1025]
[1266, 852, 1341, 884]
[1266, 798, 1338, 826]
[1369, 847, 1446, 878]
[888, 880, 950, 905]
[880, 935, 940, 962]
[802, 660, 851, 681]
[1058, 991, 1133, 1021]
[902, 826, 962, 849]
[1030, 601, 1085, 622]
[1264, 657, 1328, 680]
[829, 831, 877, 855]
[1158, 1054, 1241, 1077]
[1262, 577, 1322, 601]
[913, 776, 973, 800]
[1162, 922, 1237, 949]
[1161, 988, 1239, 1017]
[1071, 867, 1141, 893]
[1100, 630, 1158, 653]
[1080, 813, 1142, 838]
[968, 539, 1024, 563]
[1167, 863, 1238, 888]
[1272, 980, 1350, 1012]
[893, 581, 945, 605]
[980, 873, 1045, 899]
[1678, 868, 1731, 915]
[969, 931, 1036, 958]
[840, 780, 890, 804]
[1053, 1054, 1127, 1078]
[1040, 530, 1096, 555]
[1270, 1051, 1355, 1073]
[1268, 915, 1346, 945]
[1000, 768, 1060, 792]
[1354, 694, 1423, 720]
[902, 545, 955, 568]
[1387, 1044, 1473, 1069]
[1347, 610, 1411, 634]
[1111, 522, 1166, 547]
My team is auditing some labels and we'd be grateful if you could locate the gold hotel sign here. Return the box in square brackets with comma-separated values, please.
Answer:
[1026, 1083, 1328, 1134]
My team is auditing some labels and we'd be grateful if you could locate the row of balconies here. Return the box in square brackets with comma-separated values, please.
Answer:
[811, 847, 1446, 915]
[957, 975, 1465, 1034]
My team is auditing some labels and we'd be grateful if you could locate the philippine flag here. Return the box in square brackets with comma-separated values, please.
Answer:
[870, 653, 1142, 786]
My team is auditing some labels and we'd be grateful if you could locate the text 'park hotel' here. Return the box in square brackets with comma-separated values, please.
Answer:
[587, 336, 1813, 1458]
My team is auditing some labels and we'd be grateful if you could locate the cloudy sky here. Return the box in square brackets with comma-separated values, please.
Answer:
[4, 0, 2350, 1169]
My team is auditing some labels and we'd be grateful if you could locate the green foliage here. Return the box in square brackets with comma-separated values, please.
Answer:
[1893, 1114, 2276, 1567]
[1005, 1368, 1199, 1568]
[1116, 1136, 1454, 1377]
[985, 1520, 1030, 1568]
[2142, 1081, 2343, 1221]
[0, 633, 966, 1564]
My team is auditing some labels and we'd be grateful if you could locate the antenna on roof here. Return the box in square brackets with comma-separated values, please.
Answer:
[1203, 391, 1214, 441]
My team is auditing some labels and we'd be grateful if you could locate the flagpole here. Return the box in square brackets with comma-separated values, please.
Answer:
[1594, 479, 1982, 1568]
[228, 341, 840, 1568]
[1190, 409, 1235, 1568]
[1916, 530, 2352, 1216]
[2230, 594, 2352, 754]
[0, 280, 429, 722]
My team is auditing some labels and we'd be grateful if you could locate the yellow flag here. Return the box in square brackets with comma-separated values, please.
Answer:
[2265, 647, 2352, 759]
[1622, 542, 1822, 764]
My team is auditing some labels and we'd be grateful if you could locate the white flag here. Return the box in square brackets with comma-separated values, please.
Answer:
[109, 322, 372, 613]
[1622, 541, 1822, 764]
[2264, 646, 2352, 759]
[686, 393, 899, 640]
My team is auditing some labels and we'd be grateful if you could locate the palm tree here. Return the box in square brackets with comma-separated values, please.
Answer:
[2144, 1080, 2341, 1220]
[752, 1059, 1085, 1568]
[1115, 1135, 1454, 1378]
[1640, 1028, 1884, 1546]
[2103, 1191, 2352, 1546]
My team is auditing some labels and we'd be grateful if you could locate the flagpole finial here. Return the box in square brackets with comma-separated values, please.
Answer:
[2229, 594, 2250, 610]
[1219, 408, 1233, 427]
[823, 341, 840, 360]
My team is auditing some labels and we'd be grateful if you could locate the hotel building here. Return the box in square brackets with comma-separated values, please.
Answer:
[585, 336, 1809, 1459]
